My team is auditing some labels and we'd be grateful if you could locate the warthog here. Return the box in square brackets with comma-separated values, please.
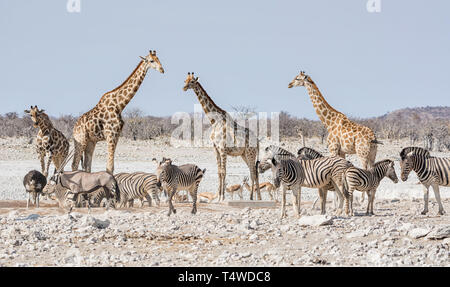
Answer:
[43, 170, 120, 212]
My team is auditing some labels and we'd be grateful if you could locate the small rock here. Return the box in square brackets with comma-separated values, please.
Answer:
[426, 225, 450, 240]
[408, 228, 431, 239]
[298, 215, 333, 227]
[81, 216, 110, 229]
[346, 230, 367, 239]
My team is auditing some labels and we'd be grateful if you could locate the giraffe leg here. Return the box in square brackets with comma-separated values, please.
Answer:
[220, 153, 227, 202]
[39, 152, 46, 177]
[214, 146, 224, 201]
[72, 139, 86, 171]
[242, 153, 261, 200]
[84, 141, 96, 173]
[105, 132, 119, 174]
[44, 152, 53, 178]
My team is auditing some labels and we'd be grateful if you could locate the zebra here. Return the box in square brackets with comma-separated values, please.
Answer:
[342, 159, 398, 216]
[114, 172, 161, 208]
[261, 145, 351, 215]
[298, 147, 342, 208]
[400, 151, 450, 215]
[269, 157, 304, 219]
[154, 158, 206, 216]
[400, 146, 431, 161]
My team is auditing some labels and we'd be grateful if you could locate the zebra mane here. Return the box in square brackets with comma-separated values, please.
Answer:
[297, 147, 323, 159]
[400, 147, 430, 160]
[265, 145, 295, 158]
[373, 159, 393, 168]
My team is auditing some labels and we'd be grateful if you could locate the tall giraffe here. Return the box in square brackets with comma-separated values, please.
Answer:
[72, 50, 164, 174]
[24, 106, 69, 177]
[183, 72, 261, 201]
[288, 71, 381, 169]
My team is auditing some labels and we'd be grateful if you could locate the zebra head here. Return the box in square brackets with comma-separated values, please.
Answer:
[288, 71, 313, 88]
[385, 160, 399, 183]
[153, 157, 172, 186]
[400, 152, 414, 182]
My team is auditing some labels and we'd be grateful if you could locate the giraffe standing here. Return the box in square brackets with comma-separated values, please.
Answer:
[288, 71, 381, 169]
[183, 72, 261, 201]
[72, 50, 164, 174]
[24, 106, 69, 177]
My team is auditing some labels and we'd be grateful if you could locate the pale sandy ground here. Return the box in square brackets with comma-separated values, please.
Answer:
[0, 137, 449, 266]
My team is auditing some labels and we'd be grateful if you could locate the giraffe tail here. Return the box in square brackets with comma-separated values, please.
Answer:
[371, 139, 383, 145]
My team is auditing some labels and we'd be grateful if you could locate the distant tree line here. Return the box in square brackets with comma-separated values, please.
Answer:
[1, 107, 449, 151]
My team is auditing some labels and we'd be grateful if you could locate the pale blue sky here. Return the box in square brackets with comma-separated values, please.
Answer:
[1, 0, 449, 119]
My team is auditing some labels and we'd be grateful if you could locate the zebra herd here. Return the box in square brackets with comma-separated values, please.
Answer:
[23, 145, 449, 219]
[258, 145, 449, 219]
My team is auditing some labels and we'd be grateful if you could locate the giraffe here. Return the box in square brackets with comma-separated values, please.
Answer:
[288, 71, 381, 169]
[71, 50, 164, 174]
[183, 72, 261, 201]
[24, 106, 69, 178]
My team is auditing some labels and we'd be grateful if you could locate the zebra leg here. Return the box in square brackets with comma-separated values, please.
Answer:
[280, 186, 287, 220]
[189, 186, 198, 215]
[370, 189, 377, 215]
[431, 184, 445, 215]
[311, 196, 319, 210]
[293, 186, 301, 218]
[168, 188, 177, 216]
[320, 188, 328, 215]
[421, 185, 430, 215]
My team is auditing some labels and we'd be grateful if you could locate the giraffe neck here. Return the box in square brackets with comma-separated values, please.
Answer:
[37, 114, 53, 134]
[97, 60, 149, 112]
[192, 83, 226, 124]
[304, 81, 342, 129]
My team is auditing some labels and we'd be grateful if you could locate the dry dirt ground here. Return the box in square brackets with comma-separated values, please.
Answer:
[0, 137, 449, 266]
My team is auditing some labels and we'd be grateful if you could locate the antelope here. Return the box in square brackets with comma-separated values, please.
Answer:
[242, 176, 279, 202]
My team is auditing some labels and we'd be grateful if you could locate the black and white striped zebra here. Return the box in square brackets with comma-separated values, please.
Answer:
[262, 145, 351, 215]
[297, 147, 366, 209]
[269, 157, 304, 219]
[154, 158, 206, 216]
[400, 146, 431, 161]
[400, 151, 449, 215]
[343, 159, 398, 216]
[114, 172, 161, 208]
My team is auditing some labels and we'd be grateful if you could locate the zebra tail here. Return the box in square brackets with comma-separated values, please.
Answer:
[371, 139, 383, 145]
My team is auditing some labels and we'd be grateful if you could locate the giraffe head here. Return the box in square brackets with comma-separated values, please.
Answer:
[24, 105, 47, 128]
[288, 71, 313, 88]
[183, 72, 199, 91]
[139, 50, 164, 73]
